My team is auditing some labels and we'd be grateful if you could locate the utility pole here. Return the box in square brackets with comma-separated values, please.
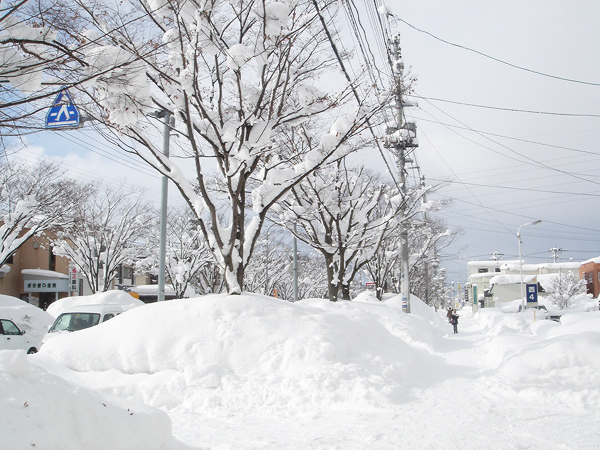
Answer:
[549, 247, 565, 263]
[421, 175, 430, 306]
[386, 34, 418, 313]
[490, 251, 504, 261]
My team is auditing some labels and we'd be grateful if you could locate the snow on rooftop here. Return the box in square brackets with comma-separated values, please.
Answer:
[135, 284, 176, 295]
[467, 260, 519, 267]
[21, 269, 68, 279]
[490, 274, 536, 285]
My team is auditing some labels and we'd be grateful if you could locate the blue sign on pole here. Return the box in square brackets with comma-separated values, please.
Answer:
[45, 88, 80, 129]
[526, 283, 538, 303]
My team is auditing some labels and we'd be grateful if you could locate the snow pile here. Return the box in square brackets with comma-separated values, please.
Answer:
[46, 290, 144, 318]
[5, 292, 599, 448]
[0, 350, 175, 450]
[38, 294, 444, 414]
[0, 295, 54, 343]
[476, 308, 531, 336]
[478, 309, 600, 408]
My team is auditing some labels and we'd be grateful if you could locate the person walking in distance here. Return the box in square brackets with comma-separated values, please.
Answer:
[450, 310, 459, 334]
[446, 307, 453, 323]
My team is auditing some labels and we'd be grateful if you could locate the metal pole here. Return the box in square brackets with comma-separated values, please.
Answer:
[265, 228, 269, 296]
[158, 112, 172, 302]
[517, 220, 541, 311]
[518, 229, 524, 312]
[293, 222, 298, 302]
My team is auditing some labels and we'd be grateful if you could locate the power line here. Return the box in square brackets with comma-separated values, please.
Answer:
[411, 95, 600, 118]
[386, 14, 600, 87]
[414, 115, 600, 158]
[417, 98, 600, 186]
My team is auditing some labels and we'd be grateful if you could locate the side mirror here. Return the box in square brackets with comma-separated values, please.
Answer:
[20, 330, 26, 335]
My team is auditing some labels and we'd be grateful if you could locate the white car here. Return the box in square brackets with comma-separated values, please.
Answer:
[0, 318, 39, 354]
[43, 304, 129, 344]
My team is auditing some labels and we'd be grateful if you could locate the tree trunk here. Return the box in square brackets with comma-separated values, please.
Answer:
[340, 283, 351, 300]
[325, 254, 338, 302]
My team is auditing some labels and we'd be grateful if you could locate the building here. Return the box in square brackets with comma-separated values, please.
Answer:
[466, 259, 582, 308]
[580, 257, 600, 298]
[0, 230, 137, 309]
[0, 232, 73, 309]
[466, 260, 519, 308]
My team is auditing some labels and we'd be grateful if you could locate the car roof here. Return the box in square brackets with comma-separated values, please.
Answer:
[58, 304, 128, 314]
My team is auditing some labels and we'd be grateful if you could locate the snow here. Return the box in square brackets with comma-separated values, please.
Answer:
[21, 268, 69, 279]
[226, 44, 254, 71]
[46, 290, 144, 318]
[3, 291, 600, 448]
[0, 295, 54, 344]
[489, 273, 536, 285]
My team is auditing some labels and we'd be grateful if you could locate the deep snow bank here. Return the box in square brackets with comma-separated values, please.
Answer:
[0, 350, 174, 450]
[39, 294, 445, 414]
[475, 308, 600, 408]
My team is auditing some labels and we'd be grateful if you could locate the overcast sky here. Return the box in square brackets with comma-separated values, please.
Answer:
[375, 1, 600, 284]
[14, 1, 600, 288]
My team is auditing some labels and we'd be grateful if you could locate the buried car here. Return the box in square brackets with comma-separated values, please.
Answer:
[0, 318, 39, 353]
[42, 304, 131, 344]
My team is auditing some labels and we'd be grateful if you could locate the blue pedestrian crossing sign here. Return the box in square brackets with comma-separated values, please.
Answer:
[45, 88, 81, 129]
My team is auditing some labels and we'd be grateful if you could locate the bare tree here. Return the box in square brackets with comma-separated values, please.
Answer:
[278, 162, 424, 301]
[274, 250, 329, 301]
[44, 0, 387, 294]
[137, 207, 214, 298]
[0, 159, 82, 268]
[408, 216, 456, 307]
[51, 183, 151, 293]
[1, 0, 102, 136]
[546, 271, 587, 310]
[243, 222, 290, 296]
[364, 230, 401, 301]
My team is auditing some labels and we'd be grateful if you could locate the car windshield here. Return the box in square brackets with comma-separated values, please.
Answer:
[49, 313, 101, 332]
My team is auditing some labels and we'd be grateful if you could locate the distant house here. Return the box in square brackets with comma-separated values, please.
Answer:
[0, 230, 138, 310]
[466, 260, 582, 307]
[0, 231, 73, 309]
[466, 260, 519, 307]
[580, 257, 600, 298]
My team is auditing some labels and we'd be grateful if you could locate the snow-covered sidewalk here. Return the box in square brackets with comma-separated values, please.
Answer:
[4, 294, 600, 449]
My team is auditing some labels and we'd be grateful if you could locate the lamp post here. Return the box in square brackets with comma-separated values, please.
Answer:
[148, 109, 174, 302]
[517, 220, 542, 311]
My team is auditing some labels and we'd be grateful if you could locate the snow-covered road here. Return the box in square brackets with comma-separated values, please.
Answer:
[5, 293, 599, 449]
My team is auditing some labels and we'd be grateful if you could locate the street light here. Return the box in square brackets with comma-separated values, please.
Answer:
[148, 109, 174, 302]
[517, 220, 542, 311]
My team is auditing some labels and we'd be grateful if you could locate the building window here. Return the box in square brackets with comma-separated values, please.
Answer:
[122, 266, 134, 280]
[478, 268, 488, 273]
[48, 245, 57, 271]
[495, 268, 501, 272]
